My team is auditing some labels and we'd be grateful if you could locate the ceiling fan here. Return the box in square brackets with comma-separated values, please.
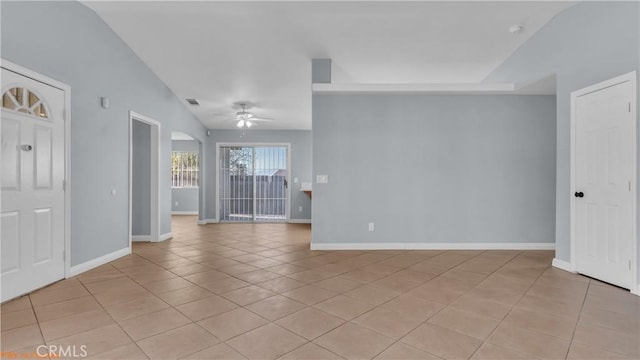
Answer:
[233, 103, 273, 129]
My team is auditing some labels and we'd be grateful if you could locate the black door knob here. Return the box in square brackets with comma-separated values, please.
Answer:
[574, 192, 584, 198]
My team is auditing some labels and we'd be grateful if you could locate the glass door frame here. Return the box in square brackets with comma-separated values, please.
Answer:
[215, 142, 291, 223]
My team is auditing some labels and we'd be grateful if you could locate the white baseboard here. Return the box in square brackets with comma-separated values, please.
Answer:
[310, 242, 556, 251]
[68, 247, 130, 277]
[132, 235, 152, 242]
[198, 219, 219, 225]
[172, 211, 198, 215]
[159, 232, 173, 241]
[552, 258, 574, 272]
[288, 219, 312, 224]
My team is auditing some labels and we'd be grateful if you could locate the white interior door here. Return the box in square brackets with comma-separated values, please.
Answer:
[574, 78, 635, 289]
[1, 67, 66, 301]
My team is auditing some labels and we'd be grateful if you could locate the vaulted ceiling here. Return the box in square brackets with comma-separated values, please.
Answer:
[84, 1, 575, 130]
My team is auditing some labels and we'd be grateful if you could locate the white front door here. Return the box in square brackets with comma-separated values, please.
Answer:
[574, 77, 636, 289]
[1, 67, 66, 301]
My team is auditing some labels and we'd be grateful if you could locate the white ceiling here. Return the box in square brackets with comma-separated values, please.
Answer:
[84, 1, 574, 130]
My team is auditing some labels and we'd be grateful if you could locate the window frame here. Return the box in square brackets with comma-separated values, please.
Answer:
[171, 151, 200, 189]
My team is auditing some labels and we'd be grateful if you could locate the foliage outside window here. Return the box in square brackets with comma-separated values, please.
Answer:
[172, 152, 199, 188]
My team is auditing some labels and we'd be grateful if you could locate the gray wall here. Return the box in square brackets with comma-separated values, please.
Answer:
[172, 140, 200, 213]
[132, 121, 151, 235]
[312, 94, 556, 245]
[485, 1, 639, 267]
[205, 130, 312, 221]
[1, 1, 207, 265]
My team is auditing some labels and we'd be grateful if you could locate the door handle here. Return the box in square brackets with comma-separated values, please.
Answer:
[574, 191, 584, 198]
[284, 179, 288, 189]
[21, 144, 33, 151]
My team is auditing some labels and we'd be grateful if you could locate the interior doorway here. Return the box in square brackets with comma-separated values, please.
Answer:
[129, 111, 160, 243]
[217, 143, 290, 222]
[171, 131, 202, 222]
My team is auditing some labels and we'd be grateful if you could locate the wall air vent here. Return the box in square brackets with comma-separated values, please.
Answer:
[186, 98, 199, 105]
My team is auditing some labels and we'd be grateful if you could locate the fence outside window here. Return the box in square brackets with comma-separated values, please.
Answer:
[172, 151, 199, 188]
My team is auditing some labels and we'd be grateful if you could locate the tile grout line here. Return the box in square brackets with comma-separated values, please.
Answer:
[466, 251, 550, 360]
[363, 250, 521, 360]
[73, 265, 152, 359]
[26, 293, 51, 359]
[314, 249, 497, 360]
[563, 280, 591, 360]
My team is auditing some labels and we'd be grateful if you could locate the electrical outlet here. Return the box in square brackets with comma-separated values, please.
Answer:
[316, 175, 329, 184]
[368, 222, 375, 231]
[298, 206, 303, 212]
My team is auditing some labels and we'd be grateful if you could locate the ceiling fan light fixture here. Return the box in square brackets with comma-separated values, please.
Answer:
[237, 120, 245, 128]
[246, 121, 253, 128]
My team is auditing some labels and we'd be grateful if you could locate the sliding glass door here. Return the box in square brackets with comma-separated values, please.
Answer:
[219, 145, 288, 222]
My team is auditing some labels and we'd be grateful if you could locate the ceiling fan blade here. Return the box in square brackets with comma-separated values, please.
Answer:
[250, 117, 274, 122]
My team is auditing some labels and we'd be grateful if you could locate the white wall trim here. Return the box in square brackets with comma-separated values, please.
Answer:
[131, 235, 152, 242]
[570, 71, 638, 294]
[310, 242, 555, 251]
[159, 232, 173, 241]
[172, 211, 199, 215]
[552, 258, 574, 273]
[198, 219, 219, 225]
[67, 247, 130, 277]
[288, 219, 312, 224]
[1, 59, 74, 280]
[129, 111, 161, 250]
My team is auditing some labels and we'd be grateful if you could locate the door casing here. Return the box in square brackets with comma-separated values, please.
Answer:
[128, 111, 161, 243]
[570, 71, 638, 294]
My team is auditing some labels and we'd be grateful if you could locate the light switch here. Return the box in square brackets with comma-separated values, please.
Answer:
[316, 175, 329, 184]
[294, 177, 299, 183]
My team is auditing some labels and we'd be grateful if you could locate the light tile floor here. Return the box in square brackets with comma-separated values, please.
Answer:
[1, 216, 639, 359]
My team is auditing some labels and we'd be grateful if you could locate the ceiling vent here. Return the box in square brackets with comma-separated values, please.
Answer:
[186, 98, 199, 105]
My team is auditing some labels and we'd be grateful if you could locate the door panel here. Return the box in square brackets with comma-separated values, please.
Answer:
[1, 67, 66, 301]
[574, 80, 634, 289]
[34, 207, 53, 263]
[34, 125, 53, 189]
[606, 205, 619, 263]
[1, 211, 21, 273]
[1, 119, 21, 190]
[219, 145, 288, 223]
[254, 146, 287, 222]
[219, 146, 254, 222]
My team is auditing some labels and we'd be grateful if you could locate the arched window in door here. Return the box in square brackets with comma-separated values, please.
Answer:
[2, 87, 48, 118]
